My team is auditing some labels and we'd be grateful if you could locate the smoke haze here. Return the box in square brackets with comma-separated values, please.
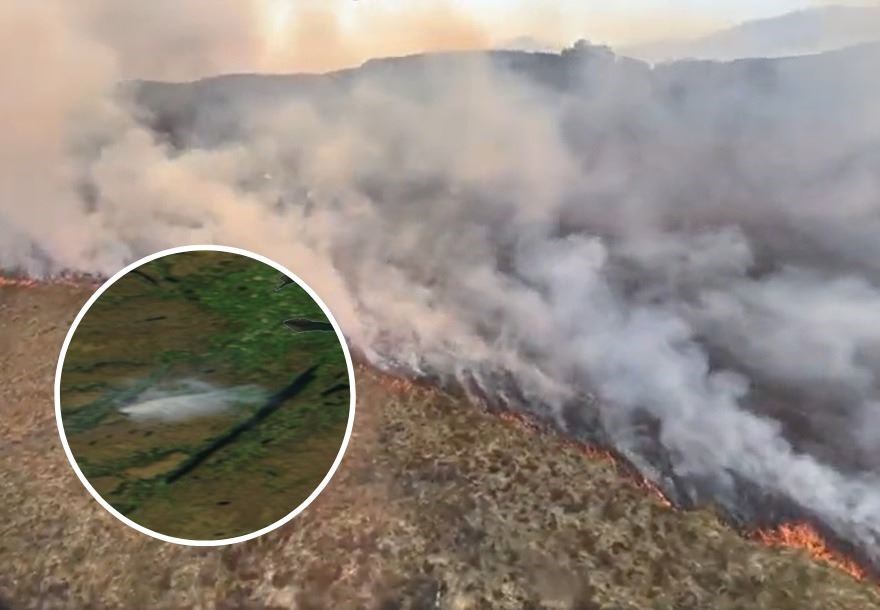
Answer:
[3, 0, 880, 568]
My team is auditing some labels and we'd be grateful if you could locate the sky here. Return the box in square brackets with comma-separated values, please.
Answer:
[5, 0, 875, 87]
[266, 0, 876, 50]
[450, 0, 831, 41]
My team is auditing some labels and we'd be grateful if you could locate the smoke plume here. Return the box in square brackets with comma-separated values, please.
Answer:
[3, 0, 880, 569]
[119, 381, 267, 423]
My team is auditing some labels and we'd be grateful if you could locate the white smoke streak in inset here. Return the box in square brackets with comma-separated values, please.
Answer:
[119, 381, 267, 424]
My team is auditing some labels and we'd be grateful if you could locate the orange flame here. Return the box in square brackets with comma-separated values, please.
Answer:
[2, 277, 878, 583]
[0, 273, 100, 289]
[634, 474, 674, 508]
[495, 401, 674, 508]
[0, 275, 38, 288]
[754, 522, 868, 582]
[367, 370, 875, 581]
[376, 374, 419, 395]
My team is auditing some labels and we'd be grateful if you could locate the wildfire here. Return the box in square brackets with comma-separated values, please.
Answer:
[495, 400, 674, 508]
[635, 475, 674, 508]
[375, 374, 419, 395]
[577, 445, 673, 508]
[754, 522, 868, 582]
[367, 369, 876, 582]
[497, 409, 542, 433]
[0, 273, 101, 290]
[0, 275, 38, 288]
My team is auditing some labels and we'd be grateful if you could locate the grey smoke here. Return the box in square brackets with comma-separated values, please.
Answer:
[3, 2, 880, 567]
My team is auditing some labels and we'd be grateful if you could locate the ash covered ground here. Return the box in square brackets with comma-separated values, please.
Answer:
[2, 283, 879, 609]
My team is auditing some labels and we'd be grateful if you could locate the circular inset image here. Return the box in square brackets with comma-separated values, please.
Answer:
[55, 245, 355, 545]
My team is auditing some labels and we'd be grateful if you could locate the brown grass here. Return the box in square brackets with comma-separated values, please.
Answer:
[1, 283, 879, 609]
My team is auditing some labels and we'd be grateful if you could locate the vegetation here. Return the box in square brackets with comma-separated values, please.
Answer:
[1, 283, 878, 609]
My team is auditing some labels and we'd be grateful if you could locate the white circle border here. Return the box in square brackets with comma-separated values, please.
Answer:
[53, 244, 357, 547]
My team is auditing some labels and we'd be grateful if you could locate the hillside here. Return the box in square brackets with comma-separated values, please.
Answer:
[2, 283, 879, 609]
[117, 41, 880, 574]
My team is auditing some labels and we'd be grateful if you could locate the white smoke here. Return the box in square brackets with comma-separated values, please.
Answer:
[3, 1, 880, 564]
[119, 380, 266, 423]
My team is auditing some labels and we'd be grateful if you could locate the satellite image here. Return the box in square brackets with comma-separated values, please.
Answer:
[57, 249, 352, 541]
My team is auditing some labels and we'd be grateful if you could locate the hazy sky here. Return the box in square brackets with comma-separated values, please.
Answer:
[274, 0, 875, 47]
[10, 1, 874, 84]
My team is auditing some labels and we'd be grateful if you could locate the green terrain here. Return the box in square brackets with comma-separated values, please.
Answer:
[57, 251, 350, 540]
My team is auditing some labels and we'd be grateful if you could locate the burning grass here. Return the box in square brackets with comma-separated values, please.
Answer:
[0, 273, 102, 290]
[373, 368, 880, 585]
[754, 523, 869, 584]
[3, 279, 880, 609]
[494, 399, 674, 508]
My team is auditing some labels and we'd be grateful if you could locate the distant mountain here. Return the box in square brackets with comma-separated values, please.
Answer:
[132, 41, 880, 149]
[623, 5, 880, 62]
